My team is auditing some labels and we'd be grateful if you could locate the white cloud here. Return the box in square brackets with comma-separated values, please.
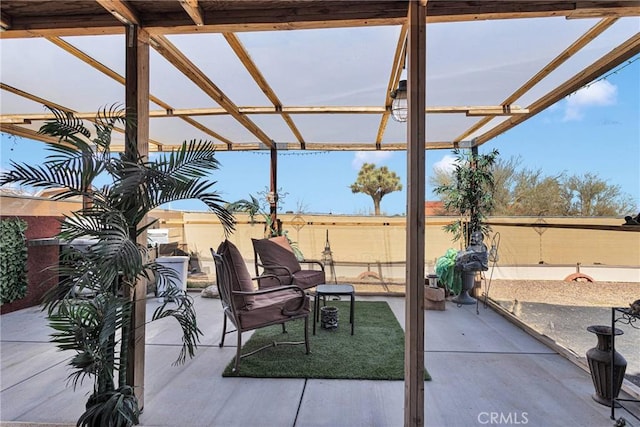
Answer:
[433, 155, 458, 175]
[351, 151, 393, 170]
[563, 80, 617, 121]
[0, 181, 37, 196]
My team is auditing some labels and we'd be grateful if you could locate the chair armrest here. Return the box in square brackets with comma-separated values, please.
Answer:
[252, 273, 283, 288]
[232, 284, 307, 314]
[300, 259, 325, 271]
[256, 262, 294, 277]
[233, 284, 305, 297]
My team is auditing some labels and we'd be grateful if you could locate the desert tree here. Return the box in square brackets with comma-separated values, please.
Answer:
[561, 172, 636, 216]
[350, 163, 402, 216]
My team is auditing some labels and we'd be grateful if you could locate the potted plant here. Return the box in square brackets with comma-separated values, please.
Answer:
[433, 148, 498, 303]
[227, 193, 304, 260]
[0, 105, 234, 426]
[189, 249, 202, 274]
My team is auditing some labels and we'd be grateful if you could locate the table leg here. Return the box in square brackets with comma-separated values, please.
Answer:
[350, 293, 354, 335]
[313, 292, 318, 335]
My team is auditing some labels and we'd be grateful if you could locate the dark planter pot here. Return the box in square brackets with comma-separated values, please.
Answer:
[189, 256, 201, 273]
[320, 306, 339, 330]
[586, 325, 627, 407]
[452, 270, 476, 305]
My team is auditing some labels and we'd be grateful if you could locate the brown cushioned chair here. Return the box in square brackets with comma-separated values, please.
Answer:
[252, 236, 326, 291]
[211, 239, 310, 372]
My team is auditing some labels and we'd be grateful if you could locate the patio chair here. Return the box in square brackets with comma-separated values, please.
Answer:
[252, 236, 326, 291]
[211, 239, 310, 372]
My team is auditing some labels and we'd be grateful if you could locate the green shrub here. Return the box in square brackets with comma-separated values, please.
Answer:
[0, 218, 28, 304]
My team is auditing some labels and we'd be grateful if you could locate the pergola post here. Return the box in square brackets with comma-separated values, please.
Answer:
[124, 25, 150, 409]
[270, 145, 279, 234]
[404, 1, 427, 426]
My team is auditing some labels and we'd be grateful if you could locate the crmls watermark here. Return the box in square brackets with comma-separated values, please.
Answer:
[477, 412, 529, 425]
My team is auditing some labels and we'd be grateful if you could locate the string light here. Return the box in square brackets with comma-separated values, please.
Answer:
[249, 150, 332, 156]
[578, 57, 638, 91]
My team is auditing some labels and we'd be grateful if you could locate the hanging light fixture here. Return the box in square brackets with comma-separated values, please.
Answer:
[390, 79, 407, 122]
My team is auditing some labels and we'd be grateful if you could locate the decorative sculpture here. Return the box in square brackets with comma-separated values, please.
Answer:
[455, 231, 489, 272]
[453, 231, 489, 305]
[623, 212, 640, 225]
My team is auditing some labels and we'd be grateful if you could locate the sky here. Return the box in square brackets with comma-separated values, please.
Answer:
[2, 56, 638, 216]
[1, 20, 639, 217]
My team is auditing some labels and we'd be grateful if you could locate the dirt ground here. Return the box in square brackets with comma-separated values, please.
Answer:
[346, 277, 640, 391]
[345, 278, 640, 310]
[484, 279, 640, 391]
[484, 279, 640, 308]
[191, 275, 640, 309]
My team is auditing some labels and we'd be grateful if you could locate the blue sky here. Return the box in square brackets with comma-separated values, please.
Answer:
[1, 56, 638, 216]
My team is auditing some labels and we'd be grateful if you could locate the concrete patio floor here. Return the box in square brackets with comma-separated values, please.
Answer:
[2, 293, 638, 427]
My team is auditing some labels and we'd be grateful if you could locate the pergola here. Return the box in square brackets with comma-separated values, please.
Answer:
[1, 1, 639, 425]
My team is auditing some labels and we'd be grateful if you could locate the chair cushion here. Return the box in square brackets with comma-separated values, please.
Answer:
[292, 269, 325, 290]
[252, 237, 301, 274]
[269, 235, 294, 252]
[237, 290, 309, 330]
[220, 240, 255, 309]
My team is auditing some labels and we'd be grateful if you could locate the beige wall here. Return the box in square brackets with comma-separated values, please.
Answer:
[488, 217, 640, 267]
[0, 195, 80, 216]
[150, 209, 640, 279]
[2, 196, 637, 280]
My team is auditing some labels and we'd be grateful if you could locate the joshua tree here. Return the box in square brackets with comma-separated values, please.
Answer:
[0, 105, 234, 426]
[350, 163, 402, 215]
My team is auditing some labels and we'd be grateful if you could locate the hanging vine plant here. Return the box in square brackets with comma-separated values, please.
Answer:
[0, 217, 28, 305]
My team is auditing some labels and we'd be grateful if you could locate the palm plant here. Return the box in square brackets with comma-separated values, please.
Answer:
[227, 195, 279, 236]
[433, 148, 499, 247]
[0, 105, 234, 426]
[227, 194, 304, 260]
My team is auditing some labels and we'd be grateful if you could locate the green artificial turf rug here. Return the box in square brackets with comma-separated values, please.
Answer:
[222, 300, 431, 381]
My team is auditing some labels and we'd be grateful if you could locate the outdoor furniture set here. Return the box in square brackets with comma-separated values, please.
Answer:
[210, 237, 355, 371]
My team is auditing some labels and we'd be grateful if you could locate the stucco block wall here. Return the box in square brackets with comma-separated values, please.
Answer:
[150, 209, 640, 281]
[1, 196, 636, 292]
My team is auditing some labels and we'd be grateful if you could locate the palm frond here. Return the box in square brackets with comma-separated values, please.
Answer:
[160, 180, 236, 232]
[151, 292, 202, 365]
[199, 193, 237, 233]
[38, 106, 92, 142]
[60, 211, 146, 285]
[111, 174, 235, 234]
[93, 104, 127, 151]
[78, 386, 140, 427]
[58, 211, 105, 241]
[0, 161, 77, 193]
[93, 237, 143, 282]
[160, 140, 220, 180]
[226, 195, 261, 216]
[46, 150, 106, 188]
[226, 195, 263, 228]
[151, 262, 181, 293]
[45, 139, 92, 158]
[48, 296, 128, 391]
